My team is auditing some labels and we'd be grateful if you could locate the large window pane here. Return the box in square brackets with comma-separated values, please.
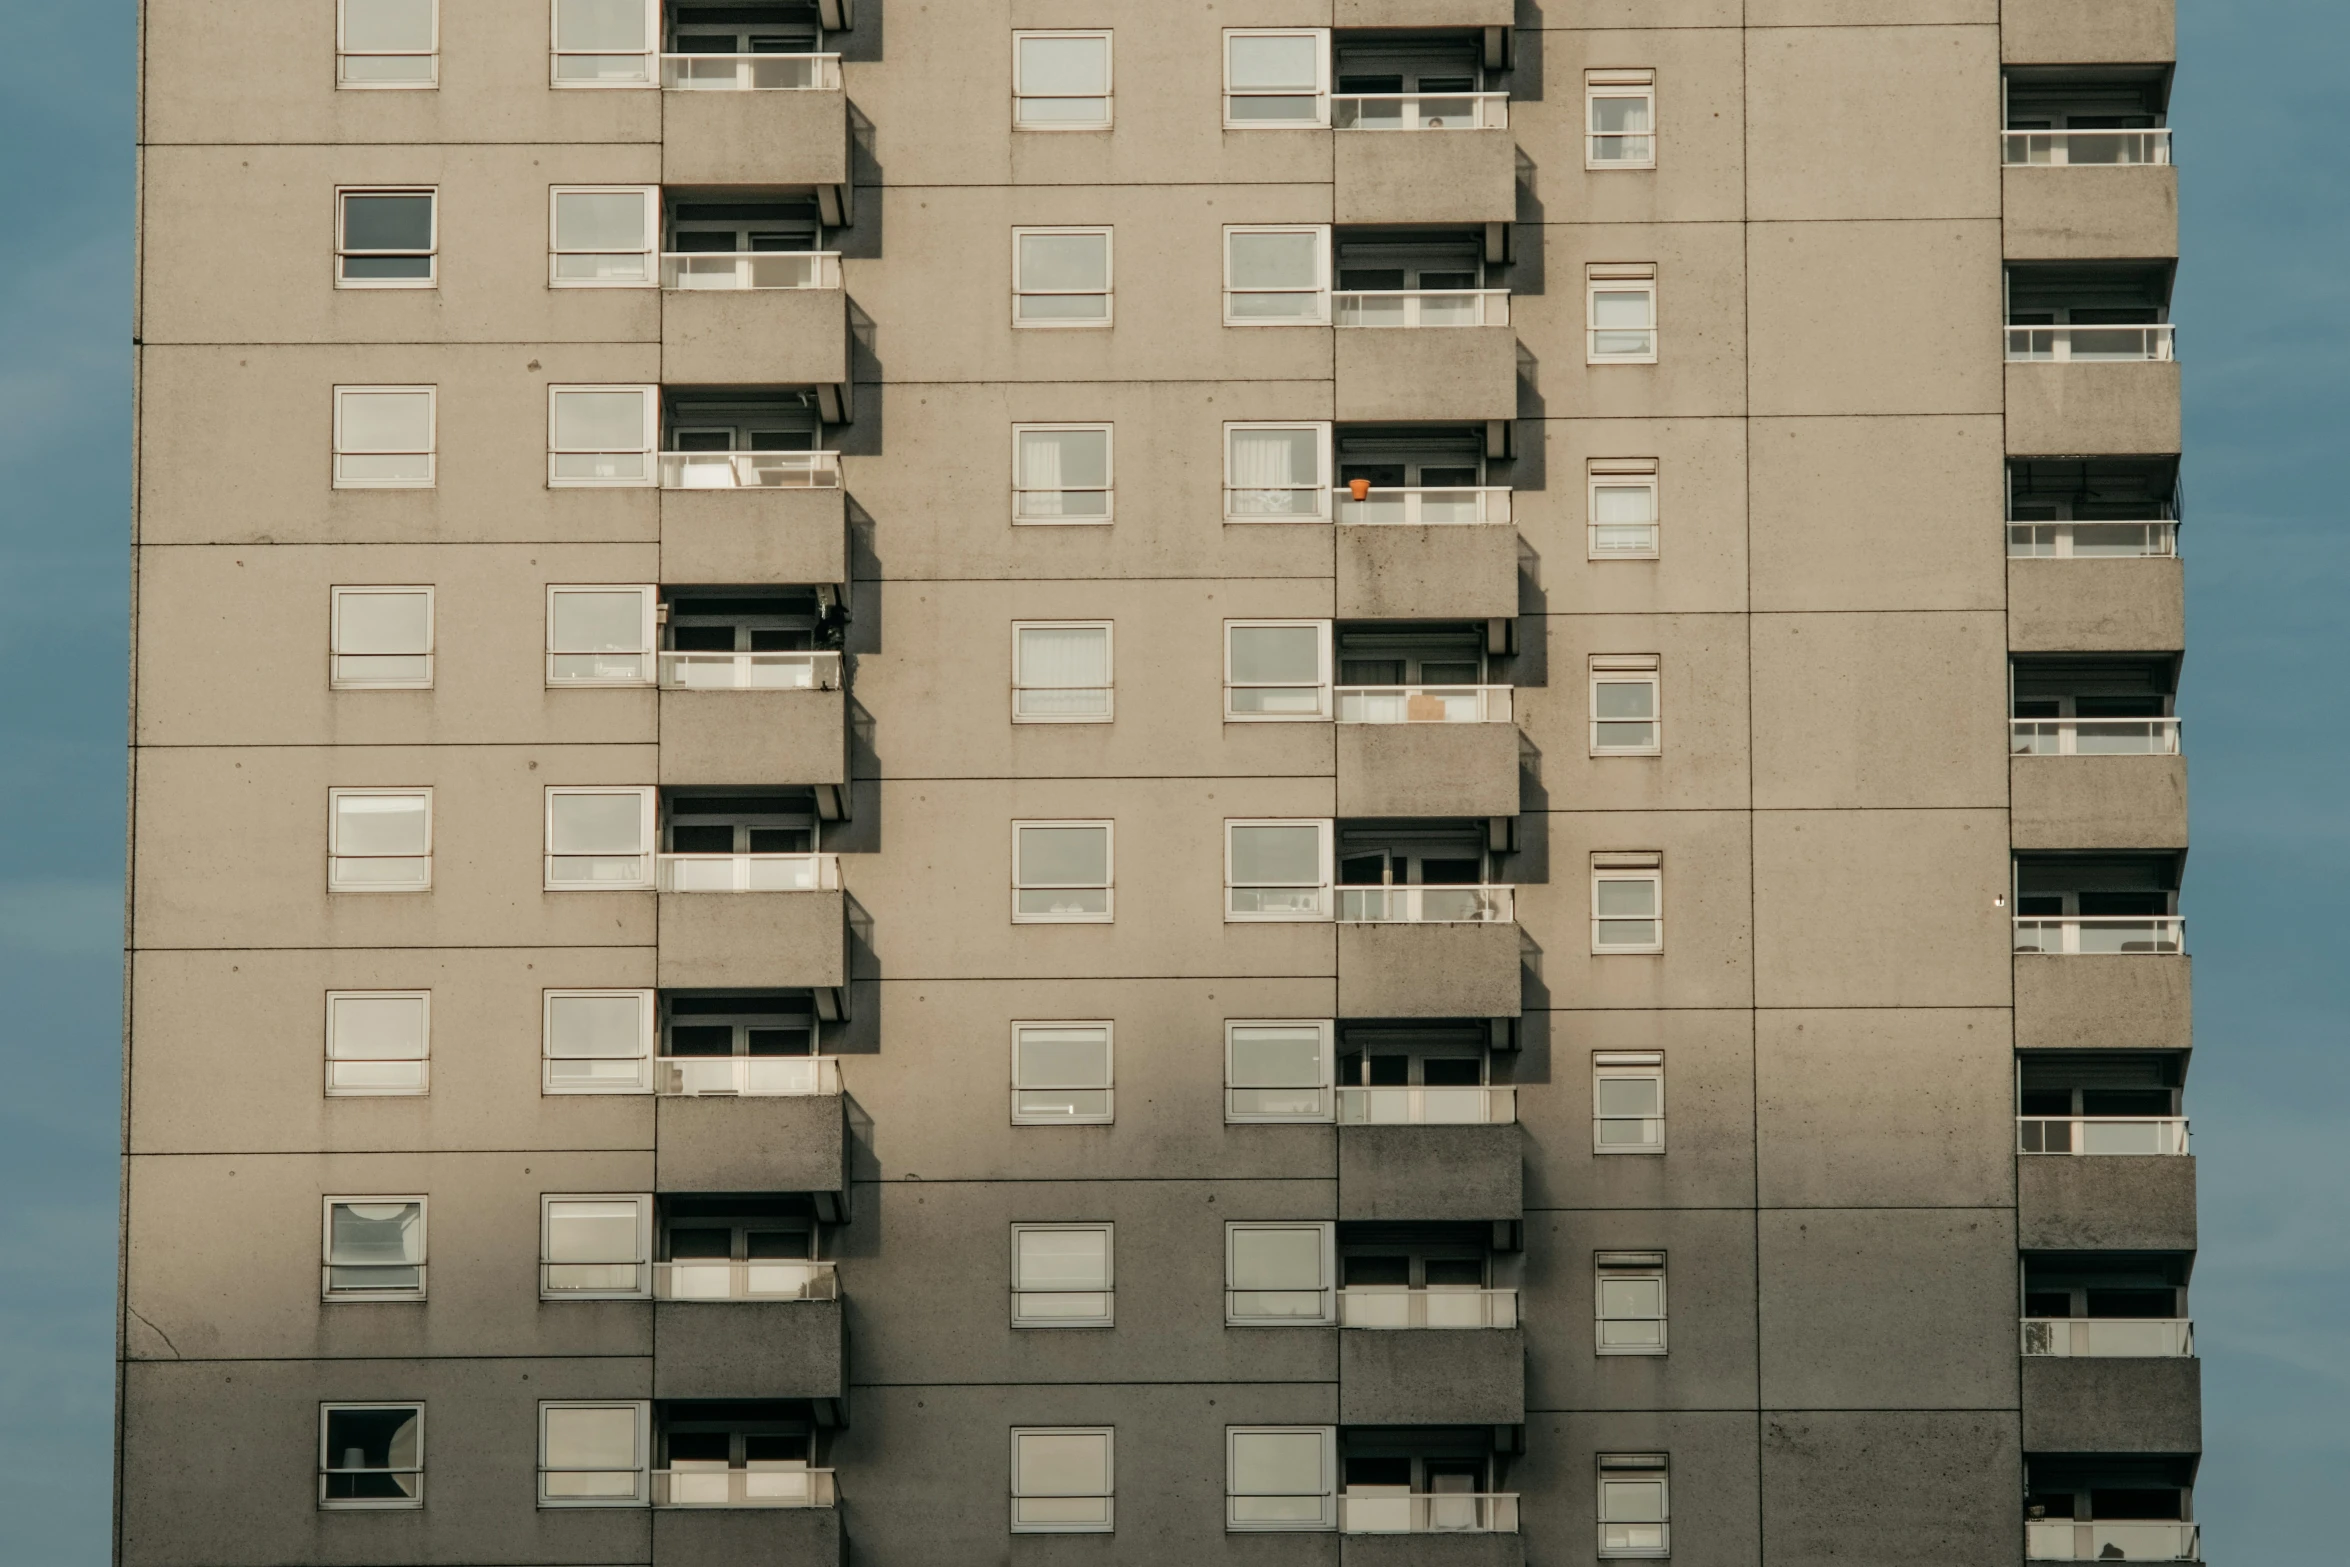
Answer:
[336, 590, 430, 655]
[1229, 1427, 1332, 1527]
[1019, 232, 1109, 292]
[549, 791, 647, 857]
[1229, 230, 1319, 291]
[1014, 1024, 1112, 1121]
[1231, 1227, 1322, 1290]
[334, 793, 428, 856]
[555, 191, 647, 251]
[343, 194, 433, 252]
[542, 1403, 643, 1500]
[1230, 823, 1321, 884]
[1017, 1227, 1109, 1290]
[555, 0, 647, 49]
[1230, 625, 1321, 685]
[1016, 427, 1111, 521]
[1226, 427, 1324, 517]
[553, 390, 650, 452]
[322, 1406, 421, 1504]
[339, 390, 432, 453]
[1014, 1429, 1112, 1529]
[548, 994, 648, 1057]
[344, 0, 433, 49]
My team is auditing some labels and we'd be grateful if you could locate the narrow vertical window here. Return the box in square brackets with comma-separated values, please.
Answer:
[1593, 1052, 1665, 1153]
[339, 0, 437, 87]
[1598, 1454, 1670, 1557]
[1225, 1020, 1335, 1122]
[328, 788, 432, 892]
[543, 989, 656, 1094]
[1227, 1426, 1338, 1530]
[538, 1401, 651, 1505]
[1224, 424, 1332, 520]
[1013, 821, 1114, 922]
[1226, 820, 1334, 921]
[1225, 226, 1331, 325]
[1586, 70, 1657, 167]
[1011, 1225, 1114, 1327]
[1012, 1022, 1114, 1124]
[1591, 853, 1663, 953]
[326, 991, 430, 1096]
[550, 187, 658, 286]
[333, 387, 436, 488]
[1013, 623, 1113, 722]
[1225, 621, 1333, 717]
[1588, 265, 1659, 363]
[1014, 32, 1112, 129]
[320, 1405, 424, 1508]
[545, 584, 657, 684]
[1589, 459, 1660, 558]
[551, 0, 656, 85]
[1225, 1222, 1336, 1325]
[541, 1194, 653, 1298]
[1012, 1428, 1115, 1532]
[323, 1199, 426, 1299]
[547, 386, 657, 485]
[1224, 30, 1330, 126]
[1595, 1252, 1667, 1355]
[1013, 229, 1113, 326]
[336, 188, 437, 286]
[1590, 656, 1661, 755]
[544, 788, 657, 889]
[1013, 425, 1113, 523]
[330, 586, 434, 689]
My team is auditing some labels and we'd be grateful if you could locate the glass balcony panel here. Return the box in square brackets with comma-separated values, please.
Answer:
[652, 1467, 837, 1507]
[658, 451, 841, 490]
[657, 853, 839, 893]
[660, 53, 839, 91]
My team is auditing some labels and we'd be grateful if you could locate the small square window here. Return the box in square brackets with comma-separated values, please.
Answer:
[328, 788, 431, 892]
[1226, 1221, 1335, 1325]
[545, 787, 656, 889]
[551, 0, 656, 86]
[323, 1198, 425, 1299]
[1225, 1020, 1334, 1122]
[1014, 228, 1113, 327]
[1013, 1022, 1114, 1124]
[326, 991, 430, 1096]
[539, 1401, 650, 1506]
[339, 0, 437, 87]
[1598, 1454, 1670, 1557]
[1225, 226, 1330, 325]
[1013, 623, 1113, 722]
[1224, 423, 1332, 521]
[1588, 266, 1658, 364]
[1594, 1052, 1665, 1154]
[551, 187, 658, 286]
[546, 584, 657, 685]
[337, 188, 436, 287]
[543, 989, 656, 1094]
[541, 1194, 652, 1298]
[1013, 821, 1113, 923]
[548, 386, 657, 486]
[1587, 70, 1657, 168]
[333, 386, 435, 488]
[1013, 425, 1113, 523]
[1596, 1251, 1667, 1355]
[331, 586, 433, 689]
[1589, 459, 1660, 558]
[1015, 32, 1112, 130]
[1592, 854, 1663, 953]
[1224, 30, 1330, 127]
[1227, 1425, 1337, 1531]
[320, 1404, 423, 1508]
[1012, 1224, 1114, 1328]
[1013, 1427, 1114, 1532]
[1591, 655, 1661, 754]
[1225, 620, 1332, 718]
[1226, 819, 1333, 922]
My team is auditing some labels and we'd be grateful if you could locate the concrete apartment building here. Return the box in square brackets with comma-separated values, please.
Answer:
[120, 0, 2197, 1563]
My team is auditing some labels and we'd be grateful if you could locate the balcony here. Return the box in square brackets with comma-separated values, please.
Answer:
[2027, 1522, 2199, 1563]
[1336, 313, 1518, 425]
[656, 855, 847, 1005]
[2013, 917, 2181, 956]
[1337, 484, 1512, 528]
[660, 1055, 842, 1098]
[2009, 521, 2175, 560]
[2003, 69, 2177, 258]
[2006, 264, 2180, 455]
[2007, 323, 2173, 364]
[661, 269, 848, 402]
[1339, 919, 1522, 1020]
[2003, 130, 2172, 167]
[1334, 107, 1515, 229]
[2019, 1117, 2189, 1156]
[2018, 1157, 2197, 1253]
[660, 450, 846, 587]
[659, 659, 847, 796]
[2023, 1318, 2192, 1357]
[1339, 1085, 1517, 1126]
[1338, 696, 1520, 820]
[1336, 289, 1510, 329]
[659, 57, 850, 216]
[1339, 1492, 1520, 1534]
[653, 1466, 837, 1508]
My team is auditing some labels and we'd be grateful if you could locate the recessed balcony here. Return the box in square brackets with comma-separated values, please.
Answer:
[660, 56, 850, 216]
[2006, 264, 2180, 455]
[2002, 67, 2178, 259]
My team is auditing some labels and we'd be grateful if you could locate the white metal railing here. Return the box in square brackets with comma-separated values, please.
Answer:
[2007, 324, 2176, 363]
[659, 650, 842, 691]
[658, 1055, 843, 1097]
[1337, 885, 1516, 924]
[2013, 916, 2183, 955]
[659, 450, 841, 490]
[659, 53, 841, 91]
[661, 251, 841, 291]
[652, 1467, 839, 1508]
[2003, 129, 2173, 166]
[1336, 485, 1512, 526]
[657, 852, 841, 893]
[2021, 1318, 2194, 1357]
[1339, 1492, 1521, 1534]
[2026, 1520, 2198, 1562]
[2010, 718, 2180, 756]
[1336, 685, 1513, 724]
[1331, 92, 1510, 131]
[1333, 289, 1511, 328]
[1337, 1086, 1518, 1126]
[1339, 1287, 1519, 1329]
[653, 1258, 839, 1302]
[2008, 521, 2178, 558]
[2018, 1116, 2190, 1155]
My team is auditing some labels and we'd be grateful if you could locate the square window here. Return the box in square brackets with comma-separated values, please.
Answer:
[1592, 855, 1663, 953]
[1013, 821, 1113, 922]
[1587, 71, 1657, 168]
[1013, 623, 1113, 722]
[1013, 425, 1113, 523]
[331, 586, 434, 689]
[1226, 819, 1332, 922]
[1012, 1224, 1113, 1327]
[1594, 1052, 1665, 1154]
[1013, 1427, 1114, 1532]
[1012, 1022, 1114, 1124]
[320, 1404, 423, 1508]
[337, 188, 436, 286]
[1224, 30, 1329, 126]
[544, 989, 656, 1094]
[1588, 266, 1658, 363]
[1224, 423, 1332, 521]
[1590, 656, 1661, 754]
[551, 0, 656, 85]
[1225, 620, 1332, 718]
[328, 788, 431, 892]
[545, 584, 656, 685]
[333, 386, 435, 488]
[548, 386, 657, 485]
[1596, 1251, 1667, 1355]
[1226, 1221, 1334, 1325]
[545, 787, 656, 889]
[1225, 1020, 1334, 1122]
[1014, 228, 1112, 327]
[323, 1198, 425, 1299]
[551, 187, 658, 285]
[1589, 460, 1660, 558]
[1227, 1426, 1337, 1530]
[1598, 1454, 1670, 1557]
[541, 1194, 652, 1298]
[326, 991, 430, 1096]
[539, 1401, 650, 1506]
[1225, 226, 1330, 325]
[1015, 32, 1112, 129]
[339, 0, 437, 87]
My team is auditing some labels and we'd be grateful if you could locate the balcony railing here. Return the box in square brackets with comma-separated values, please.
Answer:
[653, 1258, 839, 1302]
[2026, 1520, 2199, 1562]
[658, 1055, 843, 1097]
[1339, 1492, 1521, 1534]
[2006, 324, 2176, 363]
[2019, 1116, 2190, 1155]
[659, 450, 841, 490]
[659, 53, 841, 91]
[2013, 916, 2183, 955]
[1336, 685, 1513, 724]
[2022, 1318, 2195, 1358]
[1337, 1085, 1518, 1126]
[1333, 289, 1511, 328]
[661, 251, 841, 291]
[1335, 485, 1513, 526]
[2008, 521, 2178, 558]
[2010, 718, 2181, 756]
[1339, 1287, 1519, 1329]
[659, 650, 843, 691]
[1331, 92, 1510, 131]
[652, 1467, 839, 1508]
[2003, 129, 2173, 166]
[657, 852, 842, 893]
[1337, 885, 1515, 924]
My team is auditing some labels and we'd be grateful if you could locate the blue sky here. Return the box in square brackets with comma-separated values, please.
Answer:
[0, 1, 2340, 1559]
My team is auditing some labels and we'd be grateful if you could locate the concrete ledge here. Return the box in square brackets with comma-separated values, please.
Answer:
[2002, 0, 2174, 64]
[2022, 1355, 2201, 1453]
[2008, 557, 2183, 652]
[1339, 922, 1523, 1019]
[2018, 1154, 2196, 1251]
[662, 88, 849, 191]
[654, 1299, 846, 1406]
[663, 287, 849, 392]
[659, 689, 847, 789]
[1339, 1124, 1522, 1223]
[1338, 723, 1521, 819]
[2003, 166, 2177, 262]
[1337, 327, 1518, 424]
[1340, 1326, 1523, 1426]
[2010, 755, 2187, 850]
[661, 488, 847, 588]
[1336, 130, 1516, 227]
[2014, 954, 2191, 1052]
[655, 1093, 850, 1197]
[1343, 1535, 1522, 1567]
[653, 1506, 843, 1567]
[1336, 524, 1519, 621]
[2007, 362, 2181, 457]
[657, 890, 848, 992]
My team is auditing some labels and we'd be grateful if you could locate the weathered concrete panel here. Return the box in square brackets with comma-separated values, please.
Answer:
[658, 689, 848, 789]
[1338, 1125, 1522, 1222]
[662, 87, 849, 192]
[1338, 923, 1522, 1019]
[2004, 165, 2178, 261]
[654, 1094, 849, 1197]
[1761, 1411, 2021, 1567]
[653, 1299, 846, 1404]
[660, 488, 848, 588]
[653, 1507, 843, 1567]
[2011, 755, 2188, 851]
[2022, 1356, 2201, 1453]
[2007, 362, 2181, 456]
[1336, 130, 1516, 227]
[1339, 1328, 1524, 1426]
[2014, 954, 2192, 1052]
[662, 286, 849, 392]
[1335, 326, 1519, 424]
[1336, 524, 1520, 622]
[2018, 1154, 2197, 1251]
[2008, 557, 2184, 652]
[1337, 722, 1521, 820]
[656, 890, 848, 992]
[2003, 0, 2175, 64]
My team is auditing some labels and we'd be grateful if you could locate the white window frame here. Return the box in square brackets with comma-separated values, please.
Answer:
[1012, 423, 1115, 525]
[1012, 1427, 1115, 1533]
[1598, 1454, 1671, 1558]
[332, 385, 436, 489]
[1590, 655, 1662, 756]
[1588, 265, 1659, 365]
[540, 1193, 653, 1300]
[1225, 818, 1334, 923]
[543, 786, 657, 891]
[1226, 1425, 1338, 1531]
[1224, 619, 1333, 720]
[1225, 1220, 1336, 1327]
[549, 0, 657, 88]
[1011, 1223, 1116, 1329]
[1012, 1021, 1115, 1126]
[1586, 70, 1657, 169]
[1012, 621, 1115, 724]
[1596, 1251, 1667, 1356]
[538, 1400, 651, 1507]
[1013, 227, 1114, 329]
[1223, 225, 1332, 327]
[326, 990, 431, 1097]
[542, 988, 657, 1095]
[321, 1196, 427, 1301]
[549, 185, 659, 288]
[338, 0, 438, 89]
[330, 585, 435, 690]
[1588, 458, 1660, 559]
[1224, 1019, 1336, 1124]
[1222, 28, 1331, 129]
[1012, 820, 1115, 924]
[1223, 422, 1334, 523]
[546, 385, 657, 487]
[1013, 31, 1113, 131]
[335, 186, 437, 289]
[1593, 1051, 1665, 1155]
[327, 787, 433, 893]
[1592, 853, 1664, 954]
[320, 1403, 424, 1509]
[545, 583, 658, 686]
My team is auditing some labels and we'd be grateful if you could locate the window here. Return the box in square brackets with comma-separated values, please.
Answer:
[1014, 32, 1112, 130]
[1226, 1020, 1334, 1122]
[320, 1404, 422, 1508]
[339, 0, 436, 87]
[1228, 1426, 1338, 1530]
[1226, 1221, 1335, 1325]
[1225, 226, 1330, 325]
[328, 788, 431, 892]
[1589, 459, 1660, 558]
[1587, 70, 1656, 167]
[326, 991, 430, 1095]
[1013, 623, 1113, 722]
[543, 989, 655, 1093]
[336, 188, 436, 286]
[1598, 1454, 1670, 1557]
[551, 187, 657, 286]
[1593, 1052, 1665, 1153]
[1592, 853, 1663, 953]
[541, 1194, 652, 1298]
[1013, 821, 1113, 923]
[322, 1199, 425, 1299]
[539, 1401, 650, 1506]
[1013, 229, 1113, 327]
[551, 0, 656, 85]
[1225, 30, 1329, 126]
[1596, 1252, 1667, 1355]
[1013, 1428, 1114, 1532]
[1013, 425, 1113, 523]
[1591, 656, 1661, 755]
[1589, 266, 1658, 363]
[545, 788, 656, 889]
[1225, 620, 1333, 717]
[1012, 1225, 1114, 1328]
[545, 584, 656, 684]
[1012, 1022, 1114, 1124]
[1224, 423, 1332, 521]
[330, 586, 433, 689]
[1227, 820, 1333, 922]
[333, 386, 435, 488]
[548, 385, 656, 485]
